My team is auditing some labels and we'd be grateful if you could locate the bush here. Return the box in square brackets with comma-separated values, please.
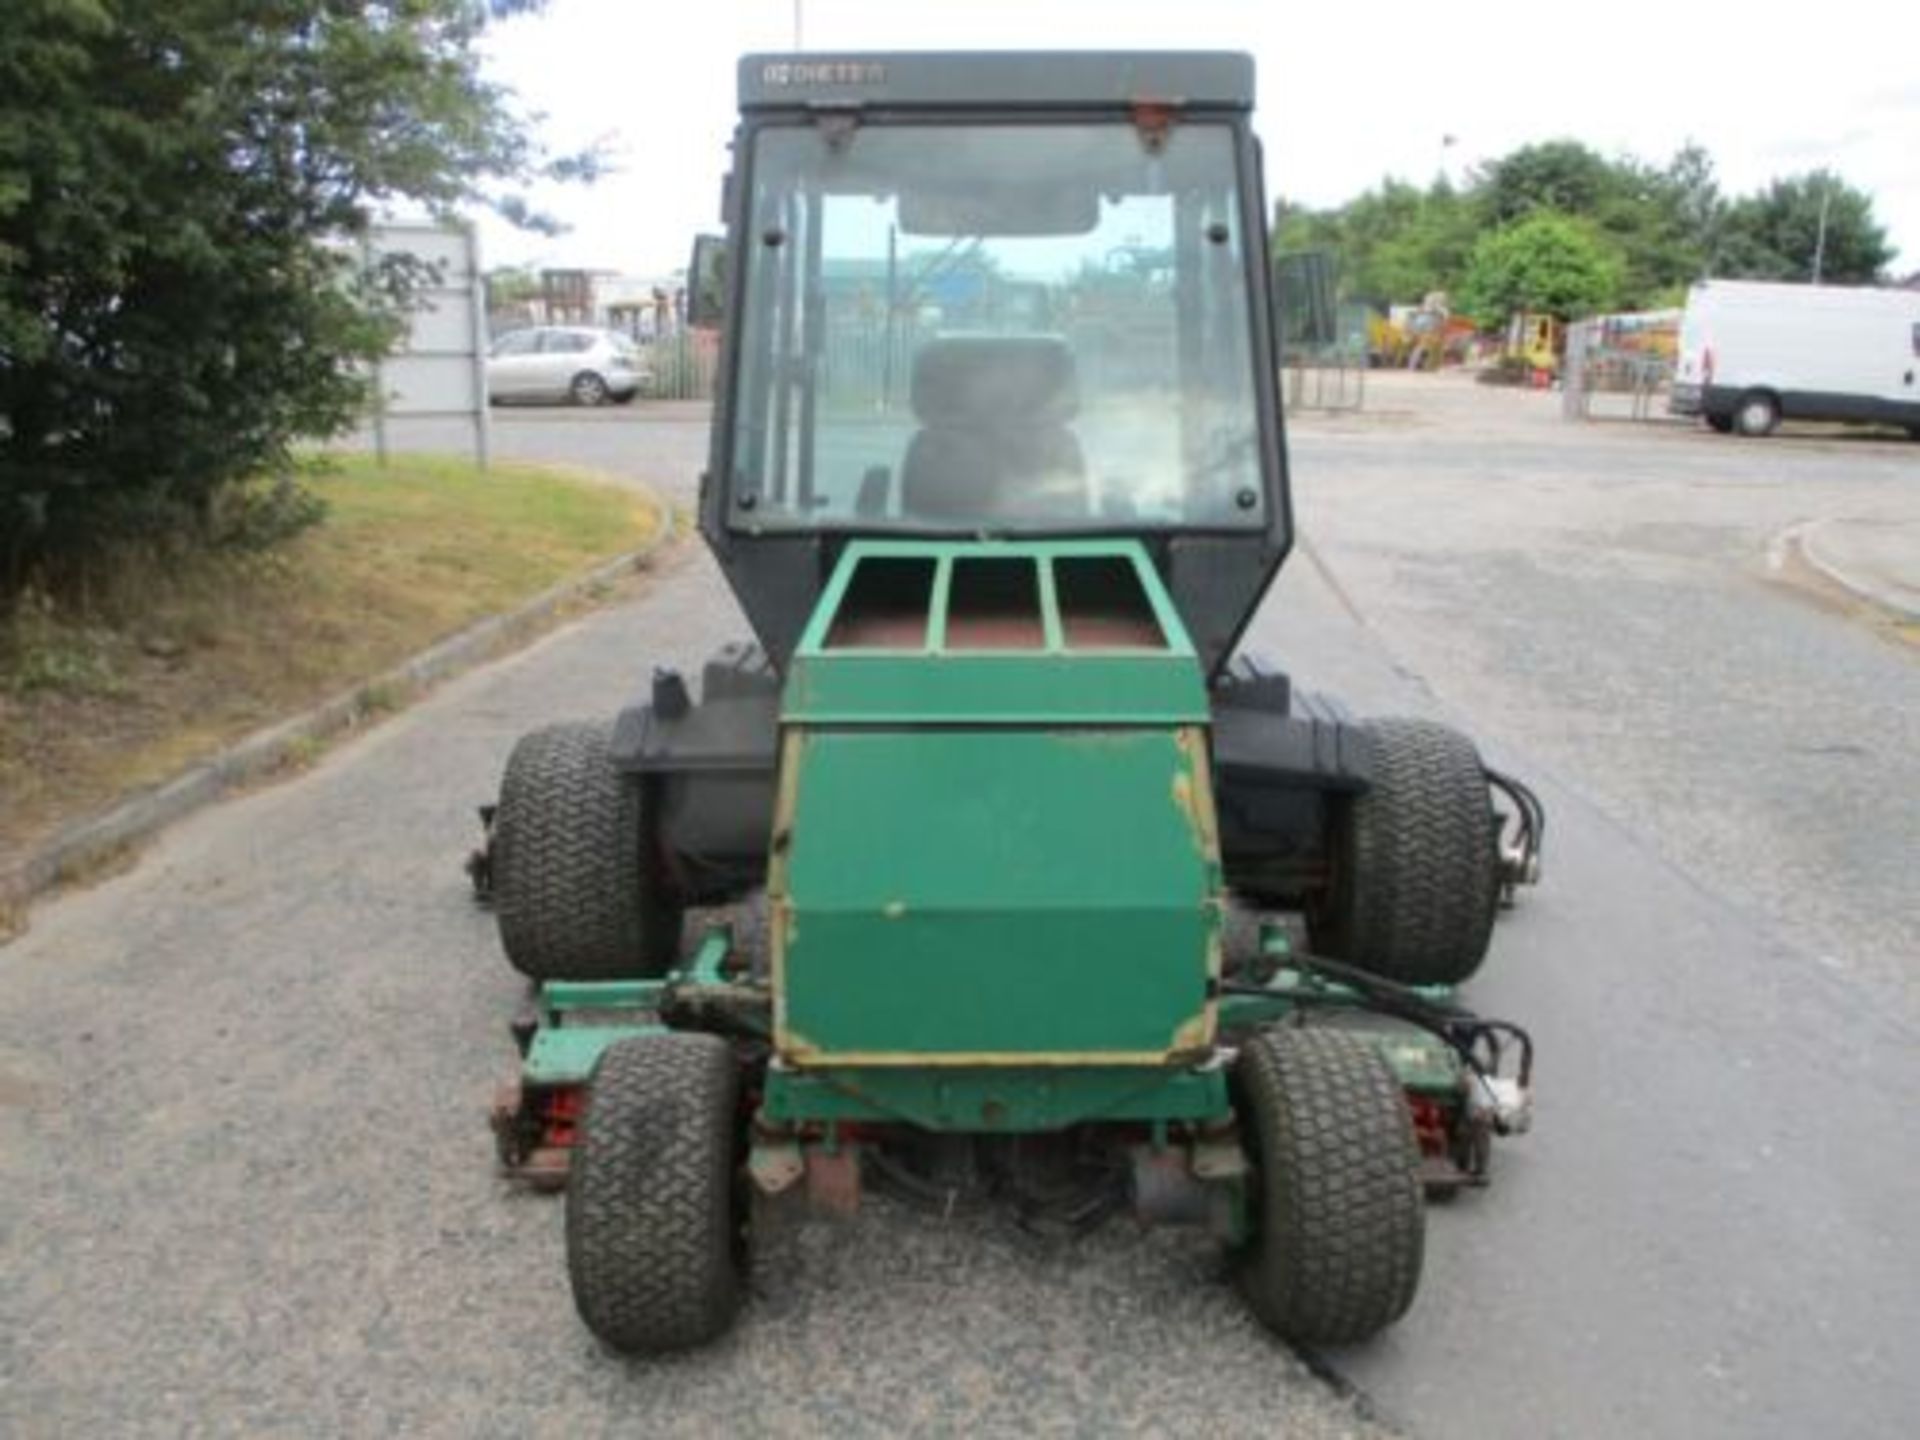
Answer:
[212, 473, 332, 554]
[0, 1, 588, 604]
[0, 589, 121, 698]
[1458, 213, 1623, 327]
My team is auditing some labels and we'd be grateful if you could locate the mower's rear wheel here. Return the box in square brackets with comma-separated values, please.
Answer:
[491, 720, 683, 982]
[566, 1033, 744, 1353]
[1310, 717, 1499, 986]
[1231, 1026, 1425, 1345]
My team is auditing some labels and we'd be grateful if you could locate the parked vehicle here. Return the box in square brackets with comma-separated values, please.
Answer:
[471, 49, 1545, 1359]
[486, 327, 647, 406]
[1670, 279, 1920, 438]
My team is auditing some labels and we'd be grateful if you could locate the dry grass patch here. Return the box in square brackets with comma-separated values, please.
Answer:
[0, 455, 664, 872]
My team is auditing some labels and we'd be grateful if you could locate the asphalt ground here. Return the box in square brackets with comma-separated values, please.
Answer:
[5, 377, 1917, 1437]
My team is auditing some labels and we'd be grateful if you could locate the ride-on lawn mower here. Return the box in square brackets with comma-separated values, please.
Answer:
[473, 52, 1544, 1354]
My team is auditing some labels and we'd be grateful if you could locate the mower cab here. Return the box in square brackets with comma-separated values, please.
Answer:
[478, 51, 1542, 1355]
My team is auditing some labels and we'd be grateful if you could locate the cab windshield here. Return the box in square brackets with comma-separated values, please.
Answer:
[730, 121, 1265, 531]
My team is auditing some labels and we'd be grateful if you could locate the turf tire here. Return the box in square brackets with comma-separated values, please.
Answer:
[566, 1033, 744, 1353]
[1231, 1026, 1425, 1345]
[1310, 717, 1499, 986]
[491, 721, 682, 982]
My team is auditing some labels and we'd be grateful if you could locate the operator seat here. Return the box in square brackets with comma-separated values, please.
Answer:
[899, 336, 1090, 522]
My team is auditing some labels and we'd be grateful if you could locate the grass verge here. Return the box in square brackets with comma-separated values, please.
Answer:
[0, 454, 665, 877]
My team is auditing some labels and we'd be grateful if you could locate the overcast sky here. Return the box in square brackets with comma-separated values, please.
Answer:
[473, 0, 1920, 280]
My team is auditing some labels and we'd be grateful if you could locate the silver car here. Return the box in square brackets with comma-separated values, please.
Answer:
[486, 327, 648, 406]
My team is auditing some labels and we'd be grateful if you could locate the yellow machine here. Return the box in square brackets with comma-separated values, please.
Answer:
[1504, 312, 1563, 380]
[1366, 312, 1406, 368]
[1400, 306, 1449, 371]
[1370, 295, 1457, 371]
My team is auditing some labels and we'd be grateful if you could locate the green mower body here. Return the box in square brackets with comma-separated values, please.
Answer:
[481, 49, 1541, 1357]
[768, 540, 1224, 1129]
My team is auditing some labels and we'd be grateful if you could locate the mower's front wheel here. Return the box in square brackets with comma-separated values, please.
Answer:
[566, 1033, 744, 1353]
[1231, 1027, 1425, 1345]
[491, 721, 683, 982]
[1310, 717, 1499, 986]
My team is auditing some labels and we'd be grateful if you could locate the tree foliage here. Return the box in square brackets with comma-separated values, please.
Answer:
[1277, 138, 1897, 319]
[0, 0, 580, 595]
[1714, 171, 1893, 284]
[1276, 178, 1477, 306]
[1479, 140, 1620, 225]
[1457, 213, 1623, 324]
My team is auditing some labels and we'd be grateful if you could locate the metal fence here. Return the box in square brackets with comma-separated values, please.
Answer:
[1561, 314, 1680, 422]
[1283, 357, 1366, 413]
[624, 322, 1369, 415]
[641, 330, 722, 401]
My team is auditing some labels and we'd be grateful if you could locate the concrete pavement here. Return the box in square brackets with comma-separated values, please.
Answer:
[5, 381, 1917, 1437]
[0, 545, 1389, 1440]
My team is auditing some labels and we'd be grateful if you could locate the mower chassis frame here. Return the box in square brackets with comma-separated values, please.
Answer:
[493, 923, 1523, 1203]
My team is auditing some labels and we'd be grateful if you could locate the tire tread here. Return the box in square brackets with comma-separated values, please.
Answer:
[566, 1033, 742, 1352]
[492, 721, 681, 981]
[1233, 1027, 1425, 1344]
[1315, 717, 1498, 985]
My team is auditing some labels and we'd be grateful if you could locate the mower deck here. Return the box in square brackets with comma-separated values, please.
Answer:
[492, 922, 1532, 1204]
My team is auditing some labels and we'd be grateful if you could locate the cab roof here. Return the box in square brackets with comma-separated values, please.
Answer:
[738, 51, 1254, 113]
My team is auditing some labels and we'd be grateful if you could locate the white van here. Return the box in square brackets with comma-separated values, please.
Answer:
[1669, 279, 1920, 438]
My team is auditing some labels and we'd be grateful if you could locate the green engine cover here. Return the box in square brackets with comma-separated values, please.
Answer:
[769, 540, 1223, 1072]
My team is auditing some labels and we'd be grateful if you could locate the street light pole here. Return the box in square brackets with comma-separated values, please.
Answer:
[1812, 179, 1832, 285]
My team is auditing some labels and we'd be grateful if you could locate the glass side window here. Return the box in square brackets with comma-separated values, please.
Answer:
[730, 122, 1264, 532]
[490, 330, 538, 357]
[542, 331, 591, 354]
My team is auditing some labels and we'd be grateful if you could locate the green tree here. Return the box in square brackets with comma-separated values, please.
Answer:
[1272, 197, 1340, 256]
[1662, 143, 1723, 265]
[1369, 177, 1480, 304]
[1714, 171, 1893, 284]
[1275, 177, 1475, 306]
[1457, 212, 1624, 324]
[0, 0, 585, 596]
[1270, 141, 1895, 328]
[1477, 139, 1717, 306]
[1478, 139, 1621, 224]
